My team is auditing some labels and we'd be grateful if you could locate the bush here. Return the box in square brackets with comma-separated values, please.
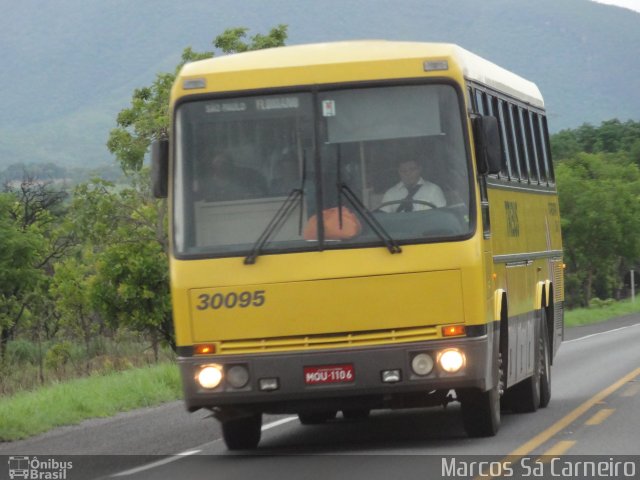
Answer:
[44, 341, 74, 375]
[6, 339, 39, 366]
[588, 297, 615, 308]
[1, 333, 175, 396]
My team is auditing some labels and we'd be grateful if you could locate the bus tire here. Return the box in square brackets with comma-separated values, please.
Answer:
[221, 413, 262, 450]
[539, 307, 552, 408]
[509, 317, 542, 413]
[460, 383, 501, 437]
[298, 411, 337, 425]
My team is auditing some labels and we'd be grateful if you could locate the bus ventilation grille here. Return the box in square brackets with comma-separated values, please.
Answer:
[217, 326, 439, 354]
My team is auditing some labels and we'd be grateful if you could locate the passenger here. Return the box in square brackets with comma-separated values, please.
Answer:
[270, 153, 299, 195]
[379, 159, 446, 212]
[201, 152, 268, 201]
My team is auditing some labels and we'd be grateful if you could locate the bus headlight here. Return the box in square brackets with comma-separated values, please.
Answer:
[411, 353, 434, 376]
[227, 365, 250, 389]
[438, 349, 465, 373]
[197, 364, 223, 389]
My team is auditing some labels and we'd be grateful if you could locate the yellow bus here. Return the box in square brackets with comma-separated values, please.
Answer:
[152, 41, 564, 449]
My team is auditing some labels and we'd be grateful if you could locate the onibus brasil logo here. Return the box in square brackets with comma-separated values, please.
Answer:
[8, 456, 73, 479]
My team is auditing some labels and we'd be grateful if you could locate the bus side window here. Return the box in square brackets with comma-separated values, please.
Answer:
[482, 92, 490, 116]
[522, 108, 540, 184]
[511, 104, 529, 182]
[529, 112, 546, 185]
[501, 100, 520, 181]
[489, 95, 509, 180]
[475, 89, 488, 115]
[541, 116, 555, 183]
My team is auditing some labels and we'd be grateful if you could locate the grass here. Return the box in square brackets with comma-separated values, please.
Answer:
[0, 362, 181, 441]
[0, 334, 175, 397]
[564, 298, 640, 327]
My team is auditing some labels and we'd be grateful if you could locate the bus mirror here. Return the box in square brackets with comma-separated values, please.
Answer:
[473, 115, 503, 176]
[151, 138, 169, 198]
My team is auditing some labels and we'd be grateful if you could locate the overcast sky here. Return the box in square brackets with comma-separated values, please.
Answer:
[592, 0, 640, 12]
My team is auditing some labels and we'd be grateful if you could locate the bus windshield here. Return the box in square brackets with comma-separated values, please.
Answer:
[173, 84, 472, 258]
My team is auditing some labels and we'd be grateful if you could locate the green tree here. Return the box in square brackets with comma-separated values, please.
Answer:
[0, 194, 41, 360]
[552, 119, 640, 164]
[66, 175, 171, 357]
[0, 178, 72, 362]
[91, 229, 171, 358]
[556, 153, 640, 306]
[214, 24, 288, 54]
[550, 129, 582, 160]
[50, 253, 101, 373]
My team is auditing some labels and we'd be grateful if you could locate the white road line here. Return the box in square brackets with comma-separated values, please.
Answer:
[261, 416, 298, 431]
[110, 449, 201, 477]
[110, 416, 298, 477]
[564, 322, 640, 344]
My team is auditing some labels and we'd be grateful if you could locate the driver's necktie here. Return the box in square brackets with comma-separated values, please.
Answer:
[396, 184, 421, 212]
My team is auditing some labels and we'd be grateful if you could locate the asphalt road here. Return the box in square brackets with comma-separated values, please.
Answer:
[2, 315, 639, 480]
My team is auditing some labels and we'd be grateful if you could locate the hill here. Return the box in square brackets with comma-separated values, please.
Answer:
[1, 0, 639, 168]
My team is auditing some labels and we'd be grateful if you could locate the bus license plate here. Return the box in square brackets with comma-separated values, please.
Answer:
[304, 364, 355, 385]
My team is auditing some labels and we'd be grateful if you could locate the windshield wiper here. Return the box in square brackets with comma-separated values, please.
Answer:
[245, 151, 309, 265]
[244, 188, 303, 265]
[339, 183, 402, 254]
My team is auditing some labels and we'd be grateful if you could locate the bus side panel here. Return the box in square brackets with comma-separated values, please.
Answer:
[487, 183, 563, 387]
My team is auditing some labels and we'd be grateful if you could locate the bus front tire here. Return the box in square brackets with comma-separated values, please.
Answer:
[221, 413, 262, 450]
[460, 383, 501, 437]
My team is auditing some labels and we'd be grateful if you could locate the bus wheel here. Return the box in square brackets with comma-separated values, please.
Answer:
[539, 308, 552, 408]
[509, 319, 542, 413]
[221, 413, 262, 450]
[342, 408, 370, 420]
[460, 383, 501, 437]
[298, 411, 337, 425]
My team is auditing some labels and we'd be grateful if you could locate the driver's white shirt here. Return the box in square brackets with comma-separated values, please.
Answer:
[380, 178, 446, 213]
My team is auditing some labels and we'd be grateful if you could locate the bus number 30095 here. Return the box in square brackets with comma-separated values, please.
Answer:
[196, 290, 266, 310]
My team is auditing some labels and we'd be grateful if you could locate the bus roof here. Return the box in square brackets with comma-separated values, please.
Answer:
[179, 40, 544, 108]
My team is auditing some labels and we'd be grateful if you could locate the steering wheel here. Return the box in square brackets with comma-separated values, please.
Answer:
[375, 199, 440, 212]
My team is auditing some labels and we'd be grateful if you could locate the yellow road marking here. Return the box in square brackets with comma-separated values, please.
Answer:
[541, 440, 576, 457]
[621, 382, 640, 397]
[509, 366, 640, 456]
[477, 368, 640, 480]
[585, 408, 615, 426]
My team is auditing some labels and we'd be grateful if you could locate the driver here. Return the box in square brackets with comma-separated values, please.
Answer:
[379, 159, 446, 212]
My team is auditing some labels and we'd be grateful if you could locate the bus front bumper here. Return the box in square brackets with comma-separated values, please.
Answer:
[178, 332, 498, 414]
